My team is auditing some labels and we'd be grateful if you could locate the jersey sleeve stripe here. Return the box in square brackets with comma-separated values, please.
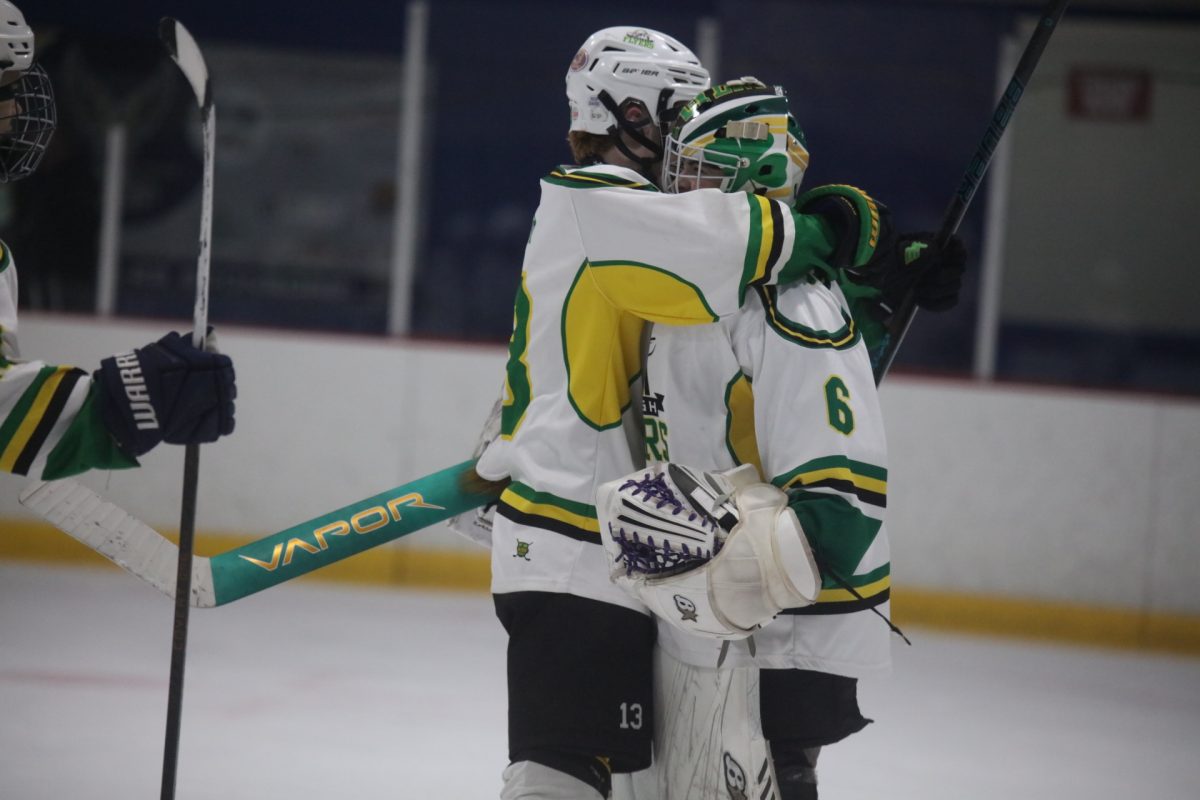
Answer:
[774, 455, 887, 508]
[739, 195, 771, 304]
[544, 169, 656, 191]
[0, 366, 80, 474]
[12, 368, 86, 476]
[764, 198, 785, 278]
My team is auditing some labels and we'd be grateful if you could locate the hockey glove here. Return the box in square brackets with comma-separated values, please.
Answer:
[94, 331, 236, 457]
[847, 232, 967, 318]
[797, 184, 896, 271]
[597, 463, 820, 639]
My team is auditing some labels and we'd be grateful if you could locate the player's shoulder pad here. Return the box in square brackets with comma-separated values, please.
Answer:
[543, 163, 659, 192]
[754, 279, 860, 352]
[796, 184, 885, 268]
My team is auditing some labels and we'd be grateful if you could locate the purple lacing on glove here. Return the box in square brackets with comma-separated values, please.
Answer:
[608, 472, 720, 577]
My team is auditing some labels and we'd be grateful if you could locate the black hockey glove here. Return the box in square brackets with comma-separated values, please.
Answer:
[94, 331, 236, 457]
[847, 232, 967, 319]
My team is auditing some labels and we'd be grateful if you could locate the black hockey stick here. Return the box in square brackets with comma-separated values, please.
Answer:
[873, 0, 1070, 384]
[158, 17, 214, 800]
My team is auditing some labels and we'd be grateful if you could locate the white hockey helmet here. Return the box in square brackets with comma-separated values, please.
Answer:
[566, 26, 709, 165]
[0, 0, 55, 182]
[0, 1, 33, 76]
[662, 77, 810, 206]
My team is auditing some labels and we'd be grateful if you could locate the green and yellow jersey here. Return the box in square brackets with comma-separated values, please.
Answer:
[477, 164, 839, 609]
[644, 277, 892, 676]
[0, 240, 136, 479]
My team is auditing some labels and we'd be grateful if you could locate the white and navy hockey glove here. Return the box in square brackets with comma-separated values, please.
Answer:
[94, 331, 236, 457]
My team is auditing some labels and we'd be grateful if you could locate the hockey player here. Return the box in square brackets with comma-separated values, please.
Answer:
[596, 79, 966, 799]
[469, 26, 951, 800]
[0, 1, 236, 480]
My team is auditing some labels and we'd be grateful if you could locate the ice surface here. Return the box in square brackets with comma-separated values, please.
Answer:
[1, 564, 1197, 799]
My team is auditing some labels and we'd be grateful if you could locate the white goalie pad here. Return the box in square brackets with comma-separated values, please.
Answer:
[650, 648, 777, 800]
[597, 463, 820, 640]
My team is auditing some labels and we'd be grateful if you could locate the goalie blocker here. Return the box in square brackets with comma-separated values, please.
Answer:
[597, 463, 820, 639]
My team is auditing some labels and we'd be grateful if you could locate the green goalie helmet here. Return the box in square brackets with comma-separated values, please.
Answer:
[662, 77, 809, 205]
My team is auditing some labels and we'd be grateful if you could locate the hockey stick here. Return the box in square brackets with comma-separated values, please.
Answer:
[18, 459, 498, 606]
[158, 17, 213, 800]
[872, 0, 1069, 384]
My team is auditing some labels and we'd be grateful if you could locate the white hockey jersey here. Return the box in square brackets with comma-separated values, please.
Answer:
[0, 240, 133, 479]
[644, 279, 892, 676]
[477, 164, 839, 610]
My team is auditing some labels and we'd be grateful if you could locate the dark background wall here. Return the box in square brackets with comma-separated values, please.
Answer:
[15, 1, 1200, 391]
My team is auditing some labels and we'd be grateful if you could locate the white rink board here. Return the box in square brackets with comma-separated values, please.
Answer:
[1, 314, 1198, 614]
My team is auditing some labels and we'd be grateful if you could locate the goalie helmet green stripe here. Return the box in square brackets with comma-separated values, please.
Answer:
[662, 77, 809, 206]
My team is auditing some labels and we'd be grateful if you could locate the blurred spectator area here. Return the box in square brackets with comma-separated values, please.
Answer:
[11, 0, 1200, 393]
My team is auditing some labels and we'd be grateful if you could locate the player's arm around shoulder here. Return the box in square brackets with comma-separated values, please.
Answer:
[568, 181, 838, 323]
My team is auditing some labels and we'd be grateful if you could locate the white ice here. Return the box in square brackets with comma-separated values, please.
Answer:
[1, 563, 1197, 799]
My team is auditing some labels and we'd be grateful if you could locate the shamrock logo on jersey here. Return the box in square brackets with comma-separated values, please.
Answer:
[673, 594, 699, 622]
[514, 540, 532, 561]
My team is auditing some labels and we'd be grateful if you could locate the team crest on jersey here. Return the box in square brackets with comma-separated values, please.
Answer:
[673, 594, 698, 622]
[513, 540, 532, 561]
[722, 752, 748, 800]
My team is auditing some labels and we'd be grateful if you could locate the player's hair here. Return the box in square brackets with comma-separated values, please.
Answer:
[567, 130, 617, 165]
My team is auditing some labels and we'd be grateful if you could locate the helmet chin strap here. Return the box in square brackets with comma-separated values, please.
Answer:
[597, 88, 674, 174]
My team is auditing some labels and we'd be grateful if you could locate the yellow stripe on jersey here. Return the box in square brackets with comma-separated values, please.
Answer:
[783, 463, 887, 498]
[499, 485, 601, 533]
[545, 169, 654, 191]
[816, 573, 890, 604]
[723, 373, 763, 476]
[0, 366, 72, 472]
[749, 195, 776, 284]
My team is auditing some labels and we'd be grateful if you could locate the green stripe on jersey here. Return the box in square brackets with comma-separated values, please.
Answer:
[775, 456, 887, 509]
[505, 481, 597, 519]
[787, 489, 885, 589]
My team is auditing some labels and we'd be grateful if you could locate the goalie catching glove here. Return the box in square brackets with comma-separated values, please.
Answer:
[597, 462, 820, 640]
[94, 331, 236, 457]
